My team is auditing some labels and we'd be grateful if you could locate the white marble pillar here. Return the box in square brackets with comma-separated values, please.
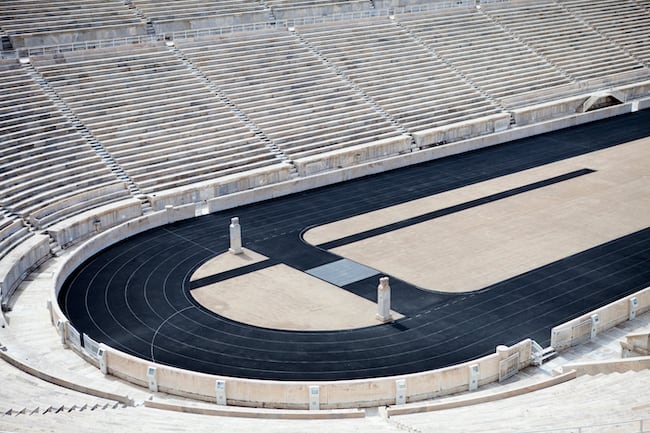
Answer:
[376, 276, 393, 323]
[229, 217, 243, 254]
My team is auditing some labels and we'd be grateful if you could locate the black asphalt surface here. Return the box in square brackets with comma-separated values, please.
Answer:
[60, 110, 650, 381]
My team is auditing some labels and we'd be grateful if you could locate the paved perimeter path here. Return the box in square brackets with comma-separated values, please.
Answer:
[60, 111, 650, 381]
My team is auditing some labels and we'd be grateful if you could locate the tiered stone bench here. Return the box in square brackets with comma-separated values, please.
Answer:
[391, 370, 650, 433]
[176, 30, 410, 175]
[130, 0, 269, 33]
[296, 18, 505, 147]
[397, 8, 581, 109]
[0, 59, 129, 228]
[0, 351, 128, 416]
[0, 0, 147, 48]
[266, 0, 370, 20]
[0, 215, 31, 260]
[637, 0, 650, 12]
[373, 0, 449, 8]
[621, 330, 650, 357]
[558, 0, 650, 65]
[0, 233, 50, 310]
[28, 184, 131, 230]
[29, 43, 283, 197]
[482, 0, 647, 85]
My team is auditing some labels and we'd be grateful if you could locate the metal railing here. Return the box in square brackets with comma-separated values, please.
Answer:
[20, 34, 163, 57]
[83, 333, 101, 361]
[167, 21, 286, 41]
[13, 0, 512, 57]
[66, 321, 82, 351]
[498, 352, 520, 382]
[279, 1, 473, 28]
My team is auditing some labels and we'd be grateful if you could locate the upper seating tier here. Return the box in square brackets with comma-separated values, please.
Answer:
[266, 0, 371, 20]
[558, 0, 650, 65]
[397, 7, 581, 108]
[0, 0, 147, 48]
[481, 0, 648, 83]
[373, 0, 458, 8]
[130, 0, 269, 33]
[296, 18, 503, 133]
[175, 30, 405, 161]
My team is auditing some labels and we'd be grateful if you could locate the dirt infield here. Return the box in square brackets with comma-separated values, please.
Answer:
[306, 137, 650, 293]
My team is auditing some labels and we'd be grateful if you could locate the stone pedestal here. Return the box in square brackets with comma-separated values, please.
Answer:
[468, 363, 479, 391]
[229, 217, 243, 255]
[376, 276, 393, 323]
[309, 385, 320, 411]
[395, 379, 407, 405]
[215, 380, 227, 406]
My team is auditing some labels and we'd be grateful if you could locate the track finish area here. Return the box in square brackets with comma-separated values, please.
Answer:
[60, 111, 650, 381]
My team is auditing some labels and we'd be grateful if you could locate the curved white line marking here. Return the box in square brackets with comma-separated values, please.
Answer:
[151, 306, 194, 362]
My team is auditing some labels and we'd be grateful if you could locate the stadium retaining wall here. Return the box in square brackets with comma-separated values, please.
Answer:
[551, 286, 650, 351]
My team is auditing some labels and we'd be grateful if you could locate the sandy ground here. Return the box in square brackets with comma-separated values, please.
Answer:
[190, 248, 268, 281]
[190, 249, 402, 330]
[304, 137, 650, 293]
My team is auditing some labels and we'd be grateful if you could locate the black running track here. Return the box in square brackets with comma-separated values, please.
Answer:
[60, 111, 650, 381]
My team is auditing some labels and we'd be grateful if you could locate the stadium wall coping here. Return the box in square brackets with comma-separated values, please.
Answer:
[559, 356, 650, 376]
[551, 286, 650, 351]
[0, 234, 51, 310]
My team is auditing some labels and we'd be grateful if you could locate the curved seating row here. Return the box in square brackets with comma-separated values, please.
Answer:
[130, 0, 269, 34]
[295, 18, 503, 134]
[637, 0, 650, 12]
[175, 30, 406, 162]
[0, 214, 31, 261]
[397, 8, 580, 108]
[0, 58, 130, 229]
[265, 0, 370, 20]
[558, 0, 650, 66]
[131, 0, 266, 22]
[373, 0, 444, 8]
[29, 43, 282, 195]
[0, 0, 147, 48]
[0, 351, 127, 416]
[481, 0, 646, 84]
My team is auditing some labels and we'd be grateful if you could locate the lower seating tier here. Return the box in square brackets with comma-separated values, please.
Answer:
[0, 59, 129, 225]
